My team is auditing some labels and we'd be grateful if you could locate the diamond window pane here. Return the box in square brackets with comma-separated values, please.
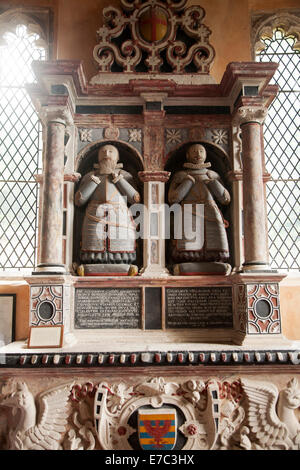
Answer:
[0, 182, 38, 269]
[257, 29, 299, 271]
[0, 24, 46, 271]
[266, 181, 300, 270]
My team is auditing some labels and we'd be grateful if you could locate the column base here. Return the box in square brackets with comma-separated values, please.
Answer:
[232, 330, 292, 347]
[139, 265, 170, 278]
[76, 264, 138, 276]
[242, 262, 276, 273]
[173, 262, 232, 276]
[33, 264, 67, 275]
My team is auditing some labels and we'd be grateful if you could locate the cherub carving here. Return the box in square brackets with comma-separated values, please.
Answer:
[0, 381, 73, 450]
[242, 378, 300, 450]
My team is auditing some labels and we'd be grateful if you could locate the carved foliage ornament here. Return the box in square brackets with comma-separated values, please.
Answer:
[0, 377, 299, 450]
[0, 381, 73, 450]
[93, 0, 215, 74]
[236, 106, 268, 126]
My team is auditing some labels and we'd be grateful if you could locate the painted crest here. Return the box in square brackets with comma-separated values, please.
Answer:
[139, 6, 168, 43]
[138, 408, 177, 450]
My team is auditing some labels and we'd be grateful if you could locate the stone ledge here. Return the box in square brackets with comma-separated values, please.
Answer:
[1, 349, 299, 368]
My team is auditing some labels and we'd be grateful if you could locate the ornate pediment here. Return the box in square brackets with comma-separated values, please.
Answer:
[92, 0, 215, 76]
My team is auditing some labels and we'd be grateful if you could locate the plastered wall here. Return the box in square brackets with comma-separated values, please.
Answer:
[2, 0, 299, 82]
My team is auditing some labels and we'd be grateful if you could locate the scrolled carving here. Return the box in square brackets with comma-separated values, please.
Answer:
[93, 45, 115, 72]
[102, 6, 127, 38]
[1, 376, 298, 450]
[241, 377, 300, 450]
[0, 381, 73, 450]
[181, 6, 206, 38]
[121, 0, 140, 11]
[167, 40, 213, 74]
[64, 382, 98, 450]
[93, 0, 215, 74]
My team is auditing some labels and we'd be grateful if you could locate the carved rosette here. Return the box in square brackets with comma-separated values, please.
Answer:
[103, 126, 120, 140]
[93, 0, 215, 74]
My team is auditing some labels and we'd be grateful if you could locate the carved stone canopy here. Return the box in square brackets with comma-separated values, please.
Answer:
[93, 0, 215, 75]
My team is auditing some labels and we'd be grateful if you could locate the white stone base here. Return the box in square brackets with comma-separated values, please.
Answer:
[139, 265, 170, 278]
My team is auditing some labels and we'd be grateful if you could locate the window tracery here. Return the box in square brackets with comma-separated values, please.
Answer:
[254, 12, 300, 271]
[0, 14, 47, 272]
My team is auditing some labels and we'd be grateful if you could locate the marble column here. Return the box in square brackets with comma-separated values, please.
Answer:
[237, 106, 270, 271]
[35, 107, 72, 274]
[138, 171, 170, 277]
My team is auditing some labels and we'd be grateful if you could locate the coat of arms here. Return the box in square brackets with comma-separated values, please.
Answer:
[138, 408, 177, 450]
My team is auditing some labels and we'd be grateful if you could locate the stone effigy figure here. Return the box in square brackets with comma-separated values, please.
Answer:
[75, 144, 140, 269]
[168, 144, 231, 272]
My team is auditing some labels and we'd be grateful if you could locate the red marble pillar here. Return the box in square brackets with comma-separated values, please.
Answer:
[35, 108, 72, 274]
[237, 106, 270, 271]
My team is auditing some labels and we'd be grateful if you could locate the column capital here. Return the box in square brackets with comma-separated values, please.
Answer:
[35, 172, 81, 184]
[138, 171, 171, 183]
[235, 106, 268, 126]
[40, 105, 74, 127]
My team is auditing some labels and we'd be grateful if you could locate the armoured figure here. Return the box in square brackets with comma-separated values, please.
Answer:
[75, 145, 140, 265]
[168, 144, 230, 265]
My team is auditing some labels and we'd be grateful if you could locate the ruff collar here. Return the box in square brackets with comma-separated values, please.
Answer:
[183, 162, 211, 170]
[94, 162, 123, 170]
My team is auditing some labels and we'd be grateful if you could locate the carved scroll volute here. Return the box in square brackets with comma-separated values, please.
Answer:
[181, 5, 205, 38]
[167, 42, 215, 74]
[122, 0, 188, 12]
[93, 6, 141, 73]
[171, 6, 215, 73]
[93, 0, 215, 74]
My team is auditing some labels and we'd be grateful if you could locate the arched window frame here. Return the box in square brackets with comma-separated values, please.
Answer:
[252, 11, 300, 272]
[0, 9, 51, 273]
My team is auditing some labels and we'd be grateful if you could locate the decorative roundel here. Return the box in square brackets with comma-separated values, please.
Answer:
[138, 6, 168, 43]
[254, 298, 272, 319]
[37, 300, 55, 322]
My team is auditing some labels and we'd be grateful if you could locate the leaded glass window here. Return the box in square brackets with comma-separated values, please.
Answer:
[256, 28, 299, 271]
[0, 24, 46, 273]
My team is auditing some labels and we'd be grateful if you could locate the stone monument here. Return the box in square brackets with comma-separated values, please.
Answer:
[75, 144, 140, 276]
[1, 0, 298, 453]
[168, 143, 231, 275]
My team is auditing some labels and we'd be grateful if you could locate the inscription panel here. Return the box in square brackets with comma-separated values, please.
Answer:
[166, 287, 233, 328]
[75, 288, 141, 329]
